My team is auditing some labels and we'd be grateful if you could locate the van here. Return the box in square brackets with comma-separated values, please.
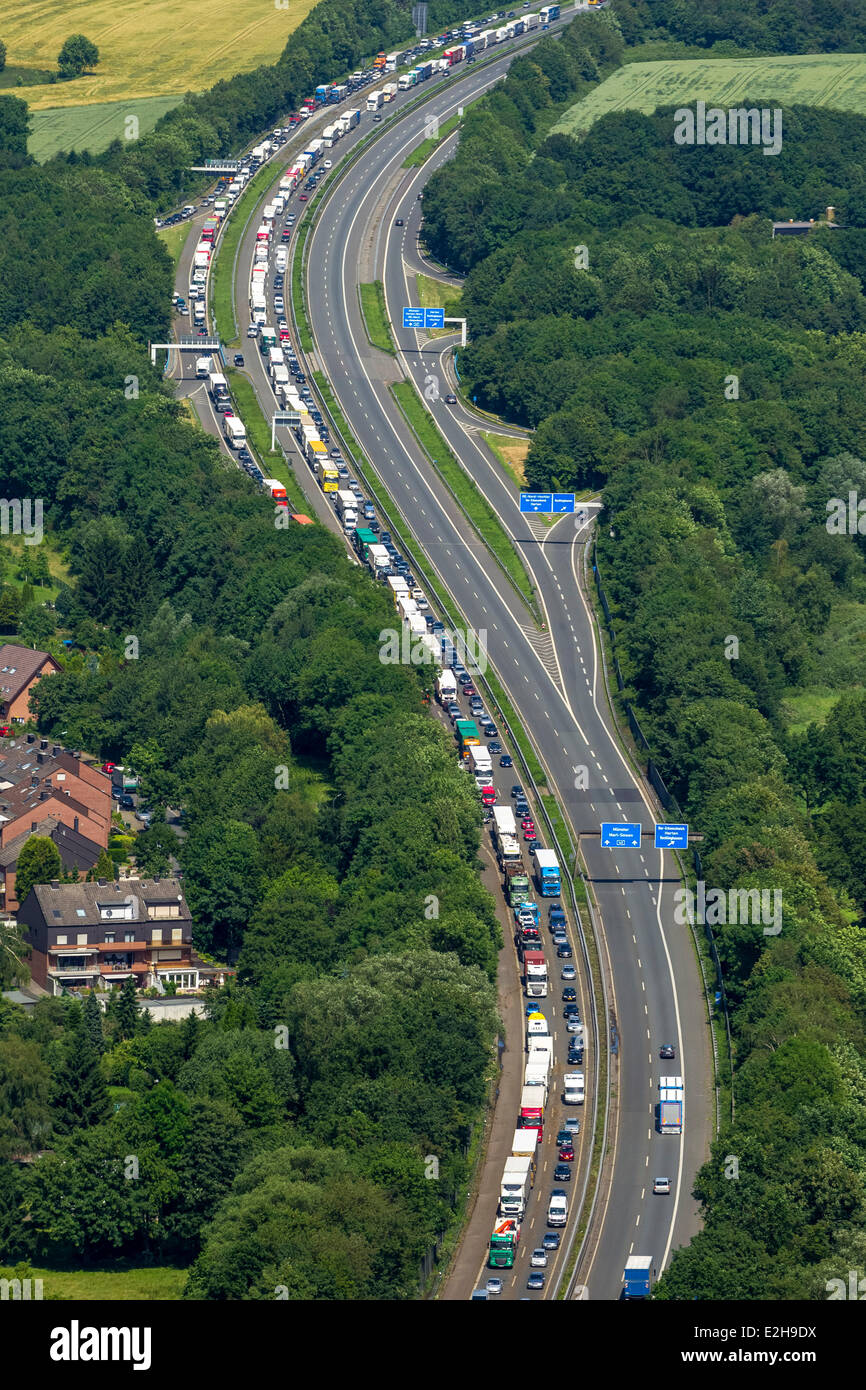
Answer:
[547, 1191, 568, 1227]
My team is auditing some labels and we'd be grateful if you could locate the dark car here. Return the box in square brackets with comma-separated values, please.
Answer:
[564, 1004, 580, 1020]
[515, 801, 530, 819]
[568, 1046, 584, 1066]
[558, 1143, 574, 1162]
[510, 784, 524, 799]
[447, 703, 461, 722]
[233, 353, 245, 367]
[395, 217, 404, 226]
[542, 1231, 560, 1251]
[500, 754, 513, 768]
[119, 794, 135, 811]
[527, 1272, 545, 1290]
[488, 741, 502, 754]
[562, 987, 577, 1003]
[238, 448, 252, 463]
[445, 393, 457, 404]
[557, 942, 573, 959]
[553, 1164, 572, 1183]
[482, 721, 499, 737]
[660, 1043, 676, 1059]
[462, 683, 476, 698]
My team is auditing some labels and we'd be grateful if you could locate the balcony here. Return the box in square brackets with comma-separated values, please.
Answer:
[47, 963, 100, 976]
[96, 940, 148, 952]
[49, 944, 99, 957]
[99, 960, 148, 976]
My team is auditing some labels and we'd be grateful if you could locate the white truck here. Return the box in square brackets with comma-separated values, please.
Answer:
[272, 365, 290, 393]
[366, 90, 384, 111]
[268, 346, 285, 371]
[564, 1072, 585, 1105]
[658, 1076, 684, 1134]
[528, 1036, 553, 1071]
[493, 805, 518, 842]
[208, 372, 230, 406]
[468, 745, 493, 776]
[436, 670, 457, 703]
[335, 490, 358, 530]
[524, 954, 548, 1000]
[499, 834, 522, 866]
[523, 1063, 549, 1100]
[383, 82, 398, 102]
[367, 543, 391, 577]
[500, 1155, 534, 1218]
[525, 1011, 549, 1050]
[223, 415, 246, 449]
[511, 1127, 537, 1160]
[195, 356, 212, 378]
[387, 575, 410, 604]
[275, 247, 288, 272]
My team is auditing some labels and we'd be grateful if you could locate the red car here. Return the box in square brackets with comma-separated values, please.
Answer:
[523, 827, 537, 842]
[279, 330, 291, 343]
[521, 818, 534, 831]
[558, 1143, 575, 1161]
[299, 193, 308, 201]
[101, 761, 116, 772]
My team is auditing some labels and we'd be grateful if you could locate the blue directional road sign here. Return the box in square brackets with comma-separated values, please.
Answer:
[601, 821, 642, 848]
[402, 307, 425, 328]
[654, 822, 689, 850]
[425, 307, 445, 329]
[552, 493, 576, 513]
[520, 492, 553, 513]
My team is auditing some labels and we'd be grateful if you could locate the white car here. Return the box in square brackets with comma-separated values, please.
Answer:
[485, 1276, 503, 1295]
[530, 1249, 548, 1268]
[653, 1177, 671, 1195]
[323, 159, 333, 169]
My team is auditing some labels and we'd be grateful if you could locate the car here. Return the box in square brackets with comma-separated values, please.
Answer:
[299, 193, 308, 201]
[653, 1177, 672, 1195]
[274, 299, 285, 312]
[447, 703, 461, 722]
[238, 448, 252, 463]
[568, 1045, 584, 1066]
[561, 964, 576, 981]
[119, 794, 135, 811]
[500, 754, 513, 768]
[515, 801, 530, 818]
[349, 481, 363, 497]
[556, 1130, 572, 1148]
[563, 1117, 581, 1137]
[564, 1003, 580, 1019]
[135, 809, 153, 827]
[525, 1000, 540, 1016]
[521, 818, 534, 831]
[445, 393, 457, 404]
[273, 275, 284, 288]
[660, 1043, 676, 1059]
[558, 1144, 574, 1162]
[247, 324, 259, 338]
[373, 113, 382, 121]
[557, 942, 573, 958]
[462, 683, 476, 698]
[101, 761, 116, 773]
[548, 905, 566, 926]
[526, 1271, 545, 1290]
[395, 217, 405, 227]
[552, 930, 567, 946]
[485, 1276, 503, 1295]
[566, 1017, 582, 1033]
[530, 1249, 548, 1268]
[281, 229, 292, 240]
[482, 722, 499, 737]
[323, 160, 332, 169]
[488, 741, 502, 754]
[562, 987, 577, 1002]
[233, 353, 245, 367]
[542, 1231, 561, 1251]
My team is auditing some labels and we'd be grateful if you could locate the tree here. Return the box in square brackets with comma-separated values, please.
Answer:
[116, 975, 140, 1040]
[86, 848, 115, 883]
[14, 836, 62, 906]
[82, 991, 105, 1055]
[57, 35, 99, 80]
[0, 41, 7, 74]
[0, 1036, 52, 1159]
[50, 1026, 110, 1134]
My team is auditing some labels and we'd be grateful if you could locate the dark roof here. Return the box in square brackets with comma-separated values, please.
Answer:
[0, 645, 59, 705]
[29, 876, 190, 926]
[0, 815, 103, 871]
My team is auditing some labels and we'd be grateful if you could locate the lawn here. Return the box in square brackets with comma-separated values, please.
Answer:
[0, 1263, 188, 1300]
[6, 0, 316, 111]
[415, 272, 463, 338]
[157, 222, 192, 270]
[780, 599, 866, 734]
[552, 52, 866, 140]
[482, 431, 530, 488]
[359, 281, 396, 355]
[29, 94, 183, 161]
[403, 111, 461, 167]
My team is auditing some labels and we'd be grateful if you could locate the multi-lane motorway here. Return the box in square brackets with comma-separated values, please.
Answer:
[173, 10, 711, 1300]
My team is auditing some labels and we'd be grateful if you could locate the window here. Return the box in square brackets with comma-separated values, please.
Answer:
[76, 933, 87, 945]
[124, 931, 135, 943]
[104, 932, 115, 944]
[76, 908, 86, 918]
[56, 934, 68, 945]
[171, 927, 183, 944]
[151, 928, 163, 944]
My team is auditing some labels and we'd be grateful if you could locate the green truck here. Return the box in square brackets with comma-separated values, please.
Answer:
[455, 718, 480, 759]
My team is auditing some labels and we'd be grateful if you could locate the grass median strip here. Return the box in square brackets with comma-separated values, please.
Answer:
[402, 111, 461, 167]
[224, 368, 308, 513]
[211, 161, 280, 347]
[390, 380, 538, 617]
[359, 281, 397, 355]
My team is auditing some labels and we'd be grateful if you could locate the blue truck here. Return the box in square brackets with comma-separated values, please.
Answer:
[623, 1256, 653, 1299]
[535, 848, 561, 897]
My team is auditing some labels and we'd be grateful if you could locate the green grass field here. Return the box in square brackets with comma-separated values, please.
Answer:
[29, 94, 182, 161]
[359, 282, 397, 356]
[0, 1263, 188, 1300]
[156, 221, 192, 269]
[553, 52, 866, 140]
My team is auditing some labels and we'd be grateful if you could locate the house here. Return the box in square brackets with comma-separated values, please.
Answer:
[0, 736, 112, 912]
[0, 644, 61, 724]
[772, 206, 839, 238]
[17, 876, 209, 997]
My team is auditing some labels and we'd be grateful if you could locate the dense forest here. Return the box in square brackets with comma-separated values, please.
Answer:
[423, 5, 866, 1296]
[0, 0, 504, 1297]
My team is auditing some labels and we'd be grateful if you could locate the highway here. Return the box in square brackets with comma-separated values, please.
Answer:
[173, 8, 711, 1301]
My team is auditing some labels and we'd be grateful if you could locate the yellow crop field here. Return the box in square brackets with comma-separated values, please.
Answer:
[4, 0, 318, 112]
[553, 52, 866, 140]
